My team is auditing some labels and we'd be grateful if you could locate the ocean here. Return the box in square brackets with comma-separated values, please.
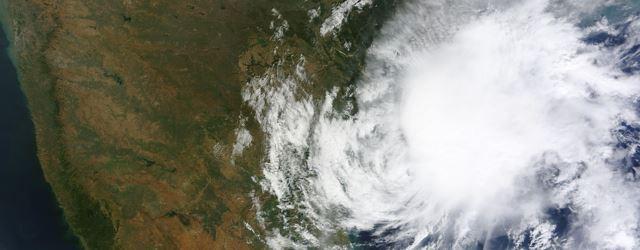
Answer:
[0, 21, 79, 249]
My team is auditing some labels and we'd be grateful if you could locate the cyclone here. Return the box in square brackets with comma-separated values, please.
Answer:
[245, 0, 640, 248]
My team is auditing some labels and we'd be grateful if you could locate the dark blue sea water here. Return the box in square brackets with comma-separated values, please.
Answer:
[0, 23, 79, 249]
[350, 3, 640, 249]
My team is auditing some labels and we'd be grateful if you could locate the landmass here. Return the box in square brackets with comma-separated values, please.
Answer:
[0, 0, 397, 248]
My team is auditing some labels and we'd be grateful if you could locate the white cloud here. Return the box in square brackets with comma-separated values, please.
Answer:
[232, 123, 252, 158]
[244, 0, 640, 248]
[320, 0, 372, 36]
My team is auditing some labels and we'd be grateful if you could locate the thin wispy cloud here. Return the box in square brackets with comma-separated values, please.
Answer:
[245, 0, 640, 248]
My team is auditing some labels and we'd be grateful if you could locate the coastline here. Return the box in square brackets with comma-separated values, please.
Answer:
[0, 0, 402, 248]
[0, 10, 80, 249]
[0, 0, 19, 66]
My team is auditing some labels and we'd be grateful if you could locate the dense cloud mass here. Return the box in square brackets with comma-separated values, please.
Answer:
[245, 0, 640, 248]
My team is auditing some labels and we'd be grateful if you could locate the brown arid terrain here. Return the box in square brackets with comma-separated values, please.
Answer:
[0, 0, 398, 248]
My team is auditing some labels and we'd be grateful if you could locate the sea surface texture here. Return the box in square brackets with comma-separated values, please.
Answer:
[0, 23, 78, 249]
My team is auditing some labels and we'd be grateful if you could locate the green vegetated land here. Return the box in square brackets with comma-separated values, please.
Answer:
[0, 0, 398, 248]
